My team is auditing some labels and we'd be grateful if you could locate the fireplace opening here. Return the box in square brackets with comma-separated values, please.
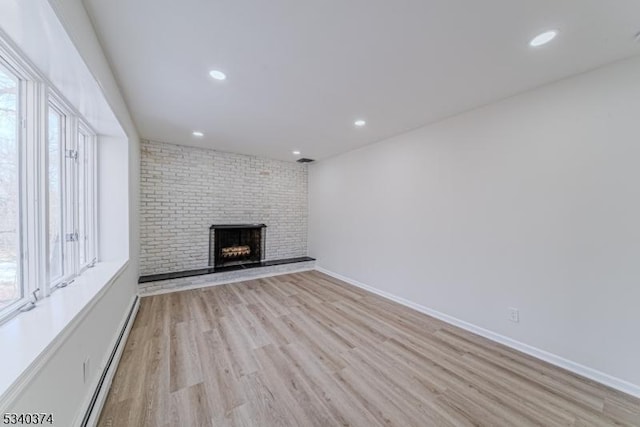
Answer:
[209, 224, 266, 268]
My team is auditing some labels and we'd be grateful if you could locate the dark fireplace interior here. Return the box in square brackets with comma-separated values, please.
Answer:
[209, 224, 266, 268]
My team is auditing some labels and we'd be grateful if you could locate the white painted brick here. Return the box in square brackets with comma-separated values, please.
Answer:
[139, 140, 308, 275]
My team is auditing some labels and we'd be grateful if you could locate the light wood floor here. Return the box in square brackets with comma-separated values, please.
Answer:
[98, 271, 640, 426]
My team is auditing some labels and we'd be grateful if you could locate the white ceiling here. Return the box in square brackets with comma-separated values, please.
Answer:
[84, 0, 640, 161]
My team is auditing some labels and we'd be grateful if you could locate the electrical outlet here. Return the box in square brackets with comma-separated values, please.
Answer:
[83, 357, 91, 384]
[508, 307, 519, 323]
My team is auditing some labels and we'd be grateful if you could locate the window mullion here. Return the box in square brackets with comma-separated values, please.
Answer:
[65, 115, 79, 278]
[90, 134, 98, 264]
[19, 75, 47, 301]
[31, 82, 47, 299]
[41, 91, 54, 297]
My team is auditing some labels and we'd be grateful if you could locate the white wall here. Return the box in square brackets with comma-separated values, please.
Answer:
[0, 0, 140, 424]
[98, 136, 131, 261]
[309, 56, 640, 393]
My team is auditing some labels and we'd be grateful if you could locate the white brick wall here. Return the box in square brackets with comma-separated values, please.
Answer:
[140, 140, 308, 275]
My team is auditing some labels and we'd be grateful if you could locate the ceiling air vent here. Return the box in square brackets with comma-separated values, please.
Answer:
[296, 158, 315, 163]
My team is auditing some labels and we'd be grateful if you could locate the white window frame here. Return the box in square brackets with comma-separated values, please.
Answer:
[77, 123, 97, 272]
[45, 98, 70, 294]
[0, 35, 99, 324]
[0, 40, 45, 322]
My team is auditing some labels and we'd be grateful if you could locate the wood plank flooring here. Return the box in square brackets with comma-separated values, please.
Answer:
[98, 271, 640, 426]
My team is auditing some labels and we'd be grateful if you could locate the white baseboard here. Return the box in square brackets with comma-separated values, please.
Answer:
[76, 296, 140, 427]
[315, 266, 640, 399]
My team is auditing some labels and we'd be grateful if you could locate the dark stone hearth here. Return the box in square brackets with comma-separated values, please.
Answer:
[137, 256, 315, 284]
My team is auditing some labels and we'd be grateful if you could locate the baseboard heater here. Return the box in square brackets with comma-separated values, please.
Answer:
[80, 296, 139, 427]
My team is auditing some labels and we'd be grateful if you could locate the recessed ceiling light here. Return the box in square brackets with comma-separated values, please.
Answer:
[354, 119, 366, 127]
[292, 150, 301, 155]
[209, 70, 227, 80]
[192, 131, 204, 137]
[529, 30, 558, 47]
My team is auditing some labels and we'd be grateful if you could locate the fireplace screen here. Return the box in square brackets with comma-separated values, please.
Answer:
[209, 224, 266, 268]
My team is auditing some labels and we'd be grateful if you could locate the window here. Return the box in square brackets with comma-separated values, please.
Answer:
[0, 39, 98, 324]
[47, 105, 64, 284]
[77, 127, 96, 269]
[0, 62, 22, 316]
[44, 96, 98, 293]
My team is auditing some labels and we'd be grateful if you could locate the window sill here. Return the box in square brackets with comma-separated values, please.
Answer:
[0, 260, 129, 409]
